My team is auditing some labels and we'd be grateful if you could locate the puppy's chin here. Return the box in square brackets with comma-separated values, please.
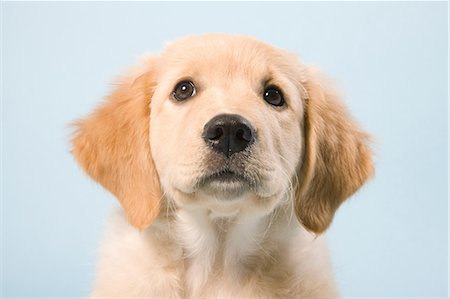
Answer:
[198, 179, 251, 200]
[169, 177, 286, 219]
[167, 165, 283, 207]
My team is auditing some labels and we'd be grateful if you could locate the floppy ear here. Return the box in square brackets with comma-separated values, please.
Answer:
[295, 68, 374, 234]
[71, 57, 161, 230]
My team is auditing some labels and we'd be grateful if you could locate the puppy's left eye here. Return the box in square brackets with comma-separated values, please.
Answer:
[172, 81, 196, 101]
[263, 86, 285, 107]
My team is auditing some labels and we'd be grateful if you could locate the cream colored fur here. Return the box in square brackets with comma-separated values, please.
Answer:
[72, 34, 373, 298]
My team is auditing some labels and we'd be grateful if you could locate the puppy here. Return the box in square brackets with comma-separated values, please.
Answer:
[72, 34, 373, 298]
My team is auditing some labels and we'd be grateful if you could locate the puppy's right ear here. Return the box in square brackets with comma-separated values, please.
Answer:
[71, 56, 161, 230]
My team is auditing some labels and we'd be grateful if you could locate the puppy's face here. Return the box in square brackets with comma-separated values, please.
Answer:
[72, 34, 373, 233]
[150, 36, 304, 215]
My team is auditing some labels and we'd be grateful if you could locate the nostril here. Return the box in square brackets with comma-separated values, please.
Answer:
[212, 127, 224, 140]
[236, 128, 244, 140]
[235, 127, 252, 142]
[206, 126, 224, 141]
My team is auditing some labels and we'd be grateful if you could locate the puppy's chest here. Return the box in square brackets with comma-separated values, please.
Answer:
[184, 262, 292, 299]
[93, 212, 339, 298]
[167, 216, 294, 298]
[178, 247, 293, 298]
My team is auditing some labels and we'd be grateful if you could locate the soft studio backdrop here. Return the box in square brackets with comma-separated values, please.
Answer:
[2, 2, 448, 298]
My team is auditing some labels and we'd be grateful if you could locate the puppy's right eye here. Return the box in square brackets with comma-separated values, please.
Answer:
[263, 86, 285, 107]
[172, 81, 196, 101]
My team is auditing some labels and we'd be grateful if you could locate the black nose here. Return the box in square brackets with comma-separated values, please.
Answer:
[202, 114, 256, 157]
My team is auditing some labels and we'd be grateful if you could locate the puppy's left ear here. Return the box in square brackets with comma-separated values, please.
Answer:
[71, 57, 161, 230]
[294, 67, 374, 234]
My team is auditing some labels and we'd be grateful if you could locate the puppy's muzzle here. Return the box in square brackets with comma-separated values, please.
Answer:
[202, 114, 255, 157]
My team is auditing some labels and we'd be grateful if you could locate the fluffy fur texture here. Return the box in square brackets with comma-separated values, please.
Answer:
[72, 34, 373, 298]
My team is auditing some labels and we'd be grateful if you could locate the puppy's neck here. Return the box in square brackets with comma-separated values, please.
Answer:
[174, 200, 294, 295]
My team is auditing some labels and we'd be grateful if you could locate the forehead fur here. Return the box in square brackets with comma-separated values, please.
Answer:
[158, 34, 300, 81]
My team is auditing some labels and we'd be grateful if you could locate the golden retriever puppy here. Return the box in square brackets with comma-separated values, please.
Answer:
[72, 33, 373, 298]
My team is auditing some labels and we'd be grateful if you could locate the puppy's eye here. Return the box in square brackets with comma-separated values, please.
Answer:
[172, 81, 196, 101]
[263, 86, 284, 107]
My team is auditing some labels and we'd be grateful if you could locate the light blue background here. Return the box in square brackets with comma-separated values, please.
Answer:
[2, 2, 448, 298]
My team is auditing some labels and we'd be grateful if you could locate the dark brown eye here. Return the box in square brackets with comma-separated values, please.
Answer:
[263, 86, 284, 107]
[172, 81, 196, 101]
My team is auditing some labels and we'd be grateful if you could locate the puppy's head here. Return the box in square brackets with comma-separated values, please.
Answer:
[72, 34, 373, 233]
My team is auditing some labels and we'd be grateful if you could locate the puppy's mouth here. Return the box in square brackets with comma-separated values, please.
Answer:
[196, 163, 256, 197]
[201, 169, 251, 185]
